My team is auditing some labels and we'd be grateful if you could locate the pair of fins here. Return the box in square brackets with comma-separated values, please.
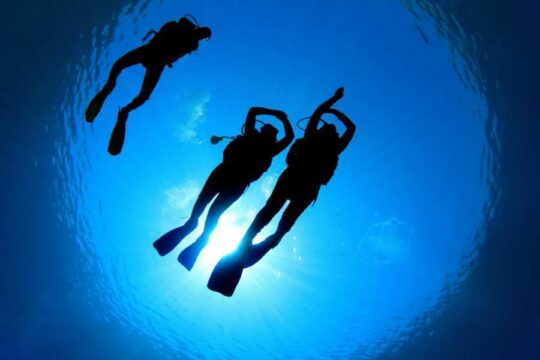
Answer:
[85, 92, 127, 156]
[154, 225, 269, 296]
[152, 223, 207, 271]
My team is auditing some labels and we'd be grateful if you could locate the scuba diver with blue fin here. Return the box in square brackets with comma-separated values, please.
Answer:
[85, 15, 212, 155]
[208, 87, 356, 296]
[153, 107, 294, 271]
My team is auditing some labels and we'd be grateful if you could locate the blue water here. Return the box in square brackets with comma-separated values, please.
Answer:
[2, 0, 539, 359]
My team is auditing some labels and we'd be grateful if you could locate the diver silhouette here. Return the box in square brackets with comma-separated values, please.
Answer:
[153, 106, 294, 270]
[208, 87, 356, 296]
[85, 16, 212, 155]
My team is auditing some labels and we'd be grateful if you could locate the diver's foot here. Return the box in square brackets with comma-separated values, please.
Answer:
[178, 238, 208, 271]
[153, 220, 198, 256]
[85, 91, 107, 123]
[108, 110, 128, 155]
[244, 235, 280, 268]
[243, 243, 271, 268]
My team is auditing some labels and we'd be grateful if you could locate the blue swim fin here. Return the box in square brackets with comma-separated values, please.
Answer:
[178, 238, 207, 271]
[85, 91, 107, 123]
[108, 113, 127, 156]
[153, 220, 198, 256]
[207, 252, 245, 297]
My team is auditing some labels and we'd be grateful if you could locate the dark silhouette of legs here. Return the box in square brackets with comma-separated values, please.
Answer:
[207, 185, 288, 296]
[244, 198, 311, 267]
[153, 167, 222, 256]
[85, 46, 147, 123]
[178, 187, 244, 270]
[238, 187, 288, 252]
[108, 64, 164, 155]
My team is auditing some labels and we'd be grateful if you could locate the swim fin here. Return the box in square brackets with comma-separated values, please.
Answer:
[153, 220, 198, 256]
[108, 111, 128, 155]
[207, 252, 245, 297]
[85, 91, 107, 123]
[178, 237, 208, 271]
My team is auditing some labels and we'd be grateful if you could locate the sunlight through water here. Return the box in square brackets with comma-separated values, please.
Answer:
[52, 0, 501, 358]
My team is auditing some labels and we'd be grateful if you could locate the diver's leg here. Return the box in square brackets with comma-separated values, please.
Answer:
[207, 187, 284, 297]
[178, 187, 245, 270]
[108, 64, 165, 155]
[198, 187, 244, 242]
[207, 189, 287, 297]
[271, 198, 312, 245]
[238, 185, 288, 252]
[85, 46, 146, 122]
[153, 167, 221, 256]
[244, 198, 311, 268]
[208, 176, 288, 297]
[119, 64, 164, 115]
[189, 170, 223, 221]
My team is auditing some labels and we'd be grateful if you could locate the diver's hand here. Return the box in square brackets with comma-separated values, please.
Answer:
[334, 87, 345, 99]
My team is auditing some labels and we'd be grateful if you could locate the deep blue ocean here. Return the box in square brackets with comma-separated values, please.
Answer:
[1, 0, 539, 359]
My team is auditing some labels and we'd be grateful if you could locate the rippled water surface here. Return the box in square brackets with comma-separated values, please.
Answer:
[2, 0, 539, 359]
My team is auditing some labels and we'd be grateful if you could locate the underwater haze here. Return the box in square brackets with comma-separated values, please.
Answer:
[1, 0, 539, 359]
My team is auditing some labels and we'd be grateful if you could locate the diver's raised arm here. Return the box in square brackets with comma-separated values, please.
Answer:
[245, 107, 266, 134]
[245, 106, 285, 134]
[306, 87, 345, 137]
[274, 111, 295, 155]
[327, 108, 356, 153]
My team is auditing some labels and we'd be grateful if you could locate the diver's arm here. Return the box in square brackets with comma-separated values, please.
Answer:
[274, 112, 295, 155]
[327, 109, 356, 154]
[245, 106, 283, 134]
[245, 107, 265, 134]
[306, 87, 345, 137]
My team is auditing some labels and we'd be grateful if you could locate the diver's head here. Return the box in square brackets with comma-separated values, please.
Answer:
[261, 124, 278, 143]
[319, 123, 338, 139]
[196, 27, 212, 41]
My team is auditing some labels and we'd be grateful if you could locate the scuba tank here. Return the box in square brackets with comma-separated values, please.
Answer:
[141, 14, 200, 43]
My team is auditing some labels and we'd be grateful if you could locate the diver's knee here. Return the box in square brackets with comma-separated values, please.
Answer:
[135, 92, 151, 104]
[203, 215, 220, 233]
[277, 218, 295, 235]
[268, 234, 282, 248]
[111, 61, 122, 73]
[185, 217, 198, 229]
[253, 208, 272, 224]
[110, 60, 126, 77]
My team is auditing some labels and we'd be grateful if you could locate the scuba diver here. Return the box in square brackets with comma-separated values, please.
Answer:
[85, 16, 212, 155]
[153, 106, 294, 270]
[208, 87, 356, 296]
